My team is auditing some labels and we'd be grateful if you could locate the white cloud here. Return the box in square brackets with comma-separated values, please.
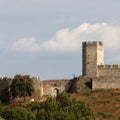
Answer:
[11, 23, 120, 53]
[41, 23, 120, 52]
[11, 37, 40, 52]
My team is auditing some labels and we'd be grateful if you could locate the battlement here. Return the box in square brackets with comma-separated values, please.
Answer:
[82, 41, 103, 46]
[98, 65, 120, 69]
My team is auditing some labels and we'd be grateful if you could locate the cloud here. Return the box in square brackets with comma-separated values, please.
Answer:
[11, 23, 120, 53]
[11, 37, 40, 52]
[41, 23, 120, 52]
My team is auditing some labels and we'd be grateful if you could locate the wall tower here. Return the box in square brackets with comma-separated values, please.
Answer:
[82, 41, 104, 77]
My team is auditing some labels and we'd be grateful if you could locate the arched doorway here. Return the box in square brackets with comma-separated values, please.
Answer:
[53, 88, 59, 96]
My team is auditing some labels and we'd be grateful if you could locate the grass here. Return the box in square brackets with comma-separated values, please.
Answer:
[72, 89, 120, 120]
[116, 99, 120, 103]
[82, 89, 105, 96]
[97, 112, 112, 118]
[97, 100, 110, 104]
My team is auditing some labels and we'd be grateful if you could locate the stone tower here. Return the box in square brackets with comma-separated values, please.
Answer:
[82, 41, 104, 77]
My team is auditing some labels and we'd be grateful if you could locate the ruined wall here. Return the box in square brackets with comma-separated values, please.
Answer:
[42, 79, 72, 96]
[98, 65, 120, 77]
[92, 77, 120, 90]
[31, 77, 43, 100]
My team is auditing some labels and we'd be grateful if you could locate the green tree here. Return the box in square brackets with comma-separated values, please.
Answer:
[36, 97, 58, 120]
[56, 91, 72, 108]
[10, 75, 34, 99]
[0, 77, 12, 104]
[35, 92, 95, 120]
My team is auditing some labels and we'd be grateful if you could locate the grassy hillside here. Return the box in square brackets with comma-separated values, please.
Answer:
[1, 88, 120, 120]
[72, 89, 120, 120]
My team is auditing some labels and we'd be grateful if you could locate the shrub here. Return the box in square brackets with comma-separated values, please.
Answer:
[36, 92, 96, 120]
[1, 107, 35, 120]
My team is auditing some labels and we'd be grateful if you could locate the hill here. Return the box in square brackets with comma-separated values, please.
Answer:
[72, 89, 120, 120]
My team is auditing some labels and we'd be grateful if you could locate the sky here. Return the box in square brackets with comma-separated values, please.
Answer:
[0, 0, 120, 80]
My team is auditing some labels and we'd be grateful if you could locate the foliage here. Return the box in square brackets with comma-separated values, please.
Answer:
[0, 92, 95, 120]
[0, 101, 5, 115]
[25, 101, 42, 112]
[10, 74, 34, 98]
[26, 92, 95, 120]
[97, 100, 110, 104]
[0, 75, 34, 104]
[116, 99, 120, 103]
[1, 107, 35, 120]
[56, 92, 95, 120]
[0, 87, 11, 104]
[0, 77, 12, 104]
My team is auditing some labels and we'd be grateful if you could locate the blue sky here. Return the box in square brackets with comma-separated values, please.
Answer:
[0, 0, 120, 79]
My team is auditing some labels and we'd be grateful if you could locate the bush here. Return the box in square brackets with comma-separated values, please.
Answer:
[35, 92, 95, 120]
[1, 107, 35, 120]
[10, 75, 34, 98]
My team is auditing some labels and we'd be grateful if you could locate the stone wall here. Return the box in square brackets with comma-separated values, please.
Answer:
[32, 77, 43, 99]
[98, 65, 120, 77]
[42, 79, 73, 96]
[0, 76, 74, 99]
[92, 77, 120, 90]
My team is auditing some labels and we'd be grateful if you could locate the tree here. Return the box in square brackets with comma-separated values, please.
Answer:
[35, 92, 96, 120]
[10, 75, 34, 99]
[0, 77, 12, 104]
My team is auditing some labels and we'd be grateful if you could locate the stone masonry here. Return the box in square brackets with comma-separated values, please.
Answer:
[82, 41, 104, 77]
[82, 41, 120, 90]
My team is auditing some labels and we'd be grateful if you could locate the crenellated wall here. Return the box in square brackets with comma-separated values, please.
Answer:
[81, 41, 120, 90]
[98, 65, 120, 77]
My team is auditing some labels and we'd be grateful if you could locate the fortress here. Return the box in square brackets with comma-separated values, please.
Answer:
[35, 41, 120, 97]
[1, 41, 120, 99]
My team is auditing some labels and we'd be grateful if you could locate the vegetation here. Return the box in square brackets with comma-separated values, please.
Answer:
[0, 92, 95, 120]
[2, 75, 120, 119]
[73, 89, 120, 120]
[97, 112, 112, 118]
[0, 77, 12, 104]
[1, 85, 120, 119]
[97, 100, 110, 104]
[35, 92, 95, 120]
[1, 107, 35, 120]
[10, 74, 34, 98]
[0, 74, 34, 104]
